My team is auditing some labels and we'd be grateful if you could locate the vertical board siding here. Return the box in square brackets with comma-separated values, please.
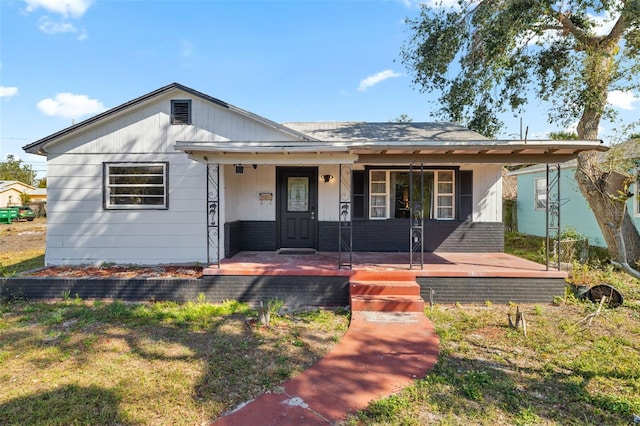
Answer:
[462, 163, 502, 222]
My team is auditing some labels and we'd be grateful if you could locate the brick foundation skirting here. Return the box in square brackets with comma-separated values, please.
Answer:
[2, 276, 566, 305]
[1, 275, 351, 307]
[418, 277, 566, 305]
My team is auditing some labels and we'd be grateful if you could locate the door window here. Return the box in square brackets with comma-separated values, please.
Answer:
[287, 177, 309, 211]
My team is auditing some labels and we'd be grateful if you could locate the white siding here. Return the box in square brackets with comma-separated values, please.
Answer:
[463, 163, 502, 222]
[42, 88, 303, 265]
[45, 152, 207, 265]
[223, 164, 341, 222]
[224, 164, 277, 221]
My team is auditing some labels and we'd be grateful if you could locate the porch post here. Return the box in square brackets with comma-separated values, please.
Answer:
[338, 164, 353, 269]
[545, 163, 561, 271]
[207, 163, 220, 267]
[410, 163, 424, 269]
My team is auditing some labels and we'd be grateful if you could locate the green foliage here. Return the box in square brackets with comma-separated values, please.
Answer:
[401, 1, 640, 138]
[549, 130, 579, 140]
[392, 113, 413, 122]
[0, 154, 36, 186]
[19, 192, 31, 205]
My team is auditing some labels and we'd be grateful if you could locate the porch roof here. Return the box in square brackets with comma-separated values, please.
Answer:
[176, 121, 607, 164]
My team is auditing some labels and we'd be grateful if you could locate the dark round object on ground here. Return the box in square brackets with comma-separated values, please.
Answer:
[586, 284, 623, 307]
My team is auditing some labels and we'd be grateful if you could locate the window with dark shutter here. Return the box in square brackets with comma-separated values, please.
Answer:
[171, 100, 191, 125]
[458, 170, 473, 221]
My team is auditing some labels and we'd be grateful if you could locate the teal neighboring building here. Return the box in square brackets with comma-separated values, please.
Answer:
[509, 140, 640, 248]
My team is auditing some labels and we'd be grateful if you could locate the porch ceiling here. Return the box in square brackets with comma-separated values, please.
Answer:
[175, 139, 607, 164]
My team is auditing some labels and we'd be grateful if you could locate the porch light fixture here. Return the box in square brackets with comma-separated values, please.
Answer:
[321, 174, 333, 183]
[235, 165, 244, 174]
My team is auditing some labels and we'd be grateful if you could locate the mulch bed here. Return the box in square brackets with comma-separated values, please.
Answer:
[26, 265, 204, 279]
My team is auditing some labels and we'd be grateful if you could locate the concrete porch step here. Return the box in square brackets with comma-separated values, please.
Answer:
[350, 295, 425, 312]
[349, 277, 425, 313]
[350, 280, 421, 296]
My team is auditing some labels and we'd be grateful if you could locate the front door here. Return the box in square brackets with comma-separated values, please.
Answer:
[277, 167, 318, 249]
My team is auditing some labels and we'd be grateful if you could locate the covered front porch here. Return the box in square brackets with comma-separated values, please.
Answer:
[205, 250, 564, 277]
[202, 251, 569, 306]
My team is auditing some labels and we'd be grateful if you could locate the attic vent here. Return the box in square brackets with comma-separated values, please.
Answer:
[171, 100, 191, 125]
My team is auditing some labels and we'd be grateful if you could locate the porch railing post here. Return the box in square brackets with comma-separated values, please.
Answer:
[410, 163, 424, 270]
[545, 163, 561, 271]
[207, 163, 220, 268]
[338, 164, 353, 269]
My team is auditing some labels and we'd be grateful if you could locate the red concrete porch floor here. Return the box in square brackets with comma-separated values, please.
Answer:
[212, 310, 439, 425]
[205, 251, 567, 278]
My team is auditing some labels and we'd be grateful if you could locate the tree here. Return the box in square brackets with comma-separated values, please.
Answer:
[0, 154, 36, 185]
[401, 0, 640, 266]
[392, 113, 414, 123]
[19, 191, 32, 205]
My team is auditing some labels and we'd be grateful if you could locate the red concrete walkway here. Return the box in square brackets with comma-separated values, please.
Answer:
[212, 311, 439, 425]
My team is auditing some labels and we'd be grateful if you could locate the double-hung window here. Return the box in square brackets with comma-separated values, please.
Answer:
[104, 162, 168, 209]
[534, 177, 547, 210]
[368, 169, 455, 220]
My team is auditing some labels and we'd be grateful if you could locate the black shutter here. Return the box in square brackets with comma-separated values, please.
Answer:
[458, 170, 473, 221]
[352, 170, 365, 218]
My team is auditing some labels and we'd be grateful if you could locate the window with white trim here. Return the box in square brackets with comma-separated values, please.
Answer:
[368, 170, 455, 220]
[104, 163, 168, 209]
[534, 177, 547, 210]
[370, 171, 387, 218]
[436, 170, 454, 219]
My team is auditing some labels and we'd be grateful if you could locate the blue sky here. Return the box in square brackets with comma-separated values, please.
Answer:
[1, 0, 638, 178]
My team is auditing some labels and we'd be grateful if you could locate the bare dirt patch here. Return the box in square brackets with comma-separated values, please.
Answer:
[0, 217, 46, 255]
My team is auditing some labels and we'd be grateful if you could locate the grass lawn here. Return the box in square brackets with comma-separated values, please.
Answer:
[1, 232, 639, 425]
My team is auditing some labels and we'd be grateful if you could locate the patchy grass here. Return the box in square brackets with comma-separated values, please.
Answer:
[345, 234, 640, 425]
[0, 252, 45, 277]
[0, 299, 349, 425]
[345, 299, 640, 425]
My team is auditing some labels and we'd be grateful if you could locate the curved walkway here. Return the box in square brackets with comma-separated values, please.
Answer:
[212, 311, 439, 425]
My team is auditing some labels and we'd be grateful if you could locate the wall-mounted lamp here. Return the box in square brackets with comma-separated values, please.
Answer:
[321, 174, 334, 183]
[235, 165, 244, 174]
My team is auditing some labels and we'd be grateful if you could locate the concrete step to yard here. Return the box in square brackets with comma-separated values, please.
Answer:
[349, 271, 416, 282]
[350, 280, 421, 296]
[350, 294, 425, 312]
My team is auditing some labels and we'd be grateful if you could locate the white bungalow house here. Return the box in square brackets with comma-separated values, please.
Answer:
[23, 83, 605, 267]
[0, 180, 46, 207]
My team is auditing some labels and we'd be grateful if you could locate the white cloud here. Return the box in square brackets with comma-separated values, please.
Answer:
[37, 92, 105, 120]
[608, 90, 638, 110]
[38, 16, 77, 34]
[181, 40, 194, 57]
[588, 1, 623, 36]
[358, 70, 402, 92]
[0, 86, 19, 98]
[24, 0, 92, 18]
[38, 16, 87, 40]
[564, 121, 606, 138]
[180, 40, 195, 68]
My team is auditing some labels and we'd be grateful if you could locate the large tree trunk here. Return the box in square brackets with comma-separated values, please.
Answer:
[574, 43, 640, 266]
[575, 150, 640, 264]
